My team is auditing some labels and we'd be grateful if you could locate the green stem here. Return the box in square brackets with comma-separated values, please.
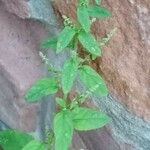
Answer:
[63, 93, 68, 101]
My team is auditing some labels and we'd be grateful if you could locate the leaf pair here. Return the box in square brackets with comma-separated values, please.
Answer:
[41, 26, 76, 53]
[0, 130, 45, 150]
[77, 3, 111, 33]
[54, 107, 110, 150]
[57, 27, 101, 57]
[61, 59, 108, 96]
[77, 4, 103, 56]
[41, 3, 111, 57]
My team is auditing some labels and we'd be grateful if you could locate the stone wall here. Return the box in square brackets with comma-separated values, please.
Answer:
[0, 0, 150, 150]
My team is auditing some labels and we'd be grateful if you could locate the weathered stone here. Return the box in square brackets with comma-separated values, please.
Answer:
[78, 127, 134, 150]
[0, 0, 30, 19]
[94, 95, 150, 150]
[0, 121, 9, 130]
[1, 0, 150, 149]
[1, 0, 57, 27]
[71, 132, 88, 150]
[0, 1, 46, 131]
[96, 0, 150, 120]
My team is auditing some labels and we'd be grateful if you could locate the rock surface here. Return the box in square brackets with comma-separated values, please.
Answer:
[1, 0, 57, 25]
[0, 0, 150, 150]
[0, 0, 29, 18]
[0, 1, 46, 131]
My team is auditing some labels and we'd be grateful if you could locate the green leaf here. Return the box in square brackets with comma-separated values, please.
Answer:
[95, 0, 101, 5]
[72, 107, 110, 130]
[41, 36, 57, 49]
[62, 58, 78, 94]
[25, 78, 58, 102]
[70, 100, 79, 109]
[78, 31, 101, 56]
[45, 129, 54, 149]
[57, 26, 76, 53]
[79, 65, 108, 96]
[88, 5, 111, 18]
[0, 130, 33, 150]
[22, 140, 45, 150]
[78, 0, 89, 6]
[77, 5, 90, 32]
[54, 110, 73, 150]
[56, 97, 66, 108]
[91, 54, 97, 60]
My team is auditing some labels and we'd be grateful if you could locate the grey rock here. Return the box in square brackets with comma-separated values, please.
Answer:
[1, 0, 56, 25]
[94, 95, 150, 150]
[0, 1, 46, 131]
